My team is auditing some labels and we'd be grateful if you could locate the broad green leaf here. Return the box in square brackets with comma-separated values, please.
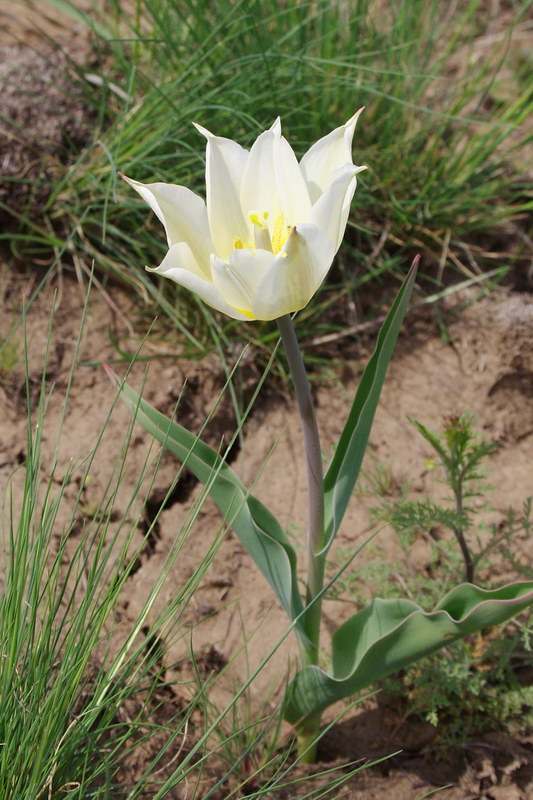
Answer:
[323, 258, 418, 552]
[284, 580, 533, 725]
[105, 365, 305, 632]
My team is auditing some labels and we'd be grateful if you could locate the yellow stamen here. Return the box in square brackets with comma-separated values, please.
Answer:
[248, 210, 269, 230]
[233, 237, 245, 249]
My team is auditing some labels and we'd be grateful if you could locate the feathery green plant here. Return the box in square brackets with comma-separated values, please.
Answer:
[379, 414, 531, 584]
[342, 415, 533, 743]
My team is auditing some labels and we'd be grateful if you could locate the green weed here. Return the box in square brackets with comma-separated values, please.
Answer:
[329, 413, 532, 744]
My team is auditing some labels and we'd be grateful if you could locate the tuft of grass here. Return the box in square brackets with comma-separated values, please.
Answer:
[1, 285, 388, 796]
[0, 293, 217, 797]
[2, 0, 532, 357]
[0, 289, 259, 796]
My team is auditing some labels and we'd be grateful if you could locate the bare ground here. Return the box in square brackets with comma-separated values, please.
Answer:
[1, 3, 532, 797]
[1, 268, 532, 799]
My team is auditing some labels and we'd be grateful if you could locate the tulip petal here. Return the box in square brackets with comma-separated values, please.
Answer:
[300, 108, 364, 203]
[240, 119, 311, 225]
[250, 224, 335, 320]
[147, 243, 250, 320]
[240, 121, 279, 219]
[307, 164, 366, 252]
[193, 123, 250, 259]
[123, 176, 212, 278]
[211, 249, 275, 317]
[274, 129, 312, 224]
[123, 112, 366, 321]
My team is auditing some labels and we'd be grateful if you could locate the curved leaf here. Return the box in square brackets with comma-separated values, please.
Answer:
[105, 365, 305, 633]
[323, 257, 418, 552]
[284, 581, 533, 724]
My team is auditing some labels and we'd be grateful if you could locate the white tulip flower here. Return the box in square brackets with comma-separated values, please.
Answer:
[122, 110, 366, 321]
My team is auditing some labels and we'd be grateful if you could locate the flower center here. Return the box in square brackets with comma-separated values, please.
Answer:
[232, 210, 291, 255]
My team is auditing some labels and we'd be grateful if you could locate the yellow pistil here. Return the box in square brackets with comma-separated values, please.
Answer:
[246, 209, 290, 254]
[249, 210, 271, 250]
[271, 212, 291, 255]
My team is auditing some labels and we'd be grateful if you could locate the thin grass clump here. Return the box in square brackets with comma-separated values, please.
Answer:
[0, 299, 247, 798]
[2, 292, 378, 798]
[2, 0, 532, 354]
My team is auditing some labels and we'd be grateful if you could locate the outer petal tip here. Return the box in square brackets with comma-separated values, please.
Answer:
[347, 107, 365, 127]
[270, 117, 282, 136]
[192, 121, 213, 139]
[119, 172, 136, 186]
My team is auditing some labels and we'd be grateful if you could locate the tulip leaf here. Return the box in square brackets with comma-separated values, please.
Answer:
[323, 257, 418, 552]
[284, 580, 533, 725]
[105, 365, 305, 632]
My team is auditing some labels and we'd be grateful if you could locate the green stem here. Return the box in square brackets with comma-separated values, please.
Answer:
[277, 315, 325, 664]
[294, 710, 322, 763]
[277, 315, 324, 762]
[453, 476, 475, 583]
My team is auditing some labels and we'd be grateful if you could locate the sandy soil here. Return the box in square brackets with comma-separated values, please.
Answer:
[1, 3, 532, 798]
[1, 269, 532, 798]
